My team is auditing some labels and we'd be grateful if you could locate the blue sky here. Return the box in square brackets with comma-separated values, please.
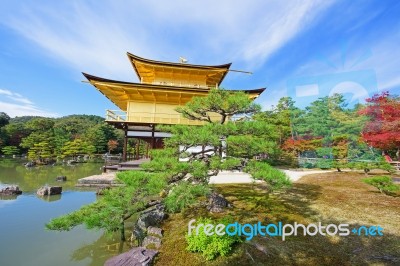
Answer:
[0, 0, 399, 117]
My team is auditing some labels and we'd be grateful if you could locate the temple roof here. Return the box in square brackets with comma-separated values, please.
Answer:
[83, 73, 265, 111]
[127, 52, 232, 87]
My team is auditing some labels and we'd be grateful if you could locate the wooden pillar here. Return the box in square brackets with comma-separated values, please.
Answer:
[145, 142, 149, 158]
[151, 124, 155, 149]
[136, 138, 140, 160]
[122, 126, 128, 162]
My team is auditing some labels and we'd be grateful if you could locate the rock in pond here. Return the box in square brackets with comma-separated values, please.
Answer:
[37, 186, 62, 196]
[24, 161, 36, 167]
[0, 185, 22, 195]
[104, 247, 158, 266]
[56, 176, 67, 182]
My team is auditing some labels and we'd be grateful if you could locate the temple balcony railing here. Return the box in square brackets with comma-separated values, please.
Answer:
[141, 81, 218, 90]
[106, 110, 219, 125]
[106, 110, 126, 121]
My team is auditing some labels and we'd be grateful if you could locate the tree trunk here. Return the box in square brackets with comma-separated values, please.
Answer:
[120, 221, 126, 241]
[220, 114, 226, 124]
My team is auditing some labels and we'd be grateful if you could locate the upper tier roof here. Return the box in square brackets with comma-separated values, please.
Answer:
[127, 52, 232, 87]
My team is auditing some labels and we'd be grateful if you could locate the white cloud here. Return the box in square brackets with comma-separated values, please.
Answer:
[2, 0, 335, 80]
[239, 1, 334, 67]
[0, 89, 58, 117]
[296, 84, 319, 97]
[0, 89, 33, 105]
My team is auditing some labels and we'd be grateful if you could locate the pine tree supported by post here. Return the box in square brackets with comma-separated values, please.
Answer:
[83, 52, 264, 170]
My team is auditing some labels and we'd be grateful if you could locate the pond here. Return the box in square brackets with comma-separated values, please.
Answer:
[0, 159, 132, 266]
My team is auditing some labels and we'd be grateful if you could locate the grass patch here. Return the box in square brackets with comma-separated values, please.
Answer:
[362, 175, 400, 195]
[155, 171, 400, 265]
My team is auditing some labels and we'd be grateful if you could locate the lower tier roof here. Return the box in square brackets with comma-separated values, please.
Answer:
[83, 73, 265, 111]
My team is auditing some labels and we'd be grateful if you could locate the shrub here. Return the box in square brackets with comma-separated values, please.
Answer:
[363, 176, 399, 195]
[301, 162, 314, 169]
[245, 161, 291, 190]
[315, 159, 333, 169]
[164, 181, 210, 213]
[220, 157, 242, 170]
[117, 171, 167, 194]
[348, 159, 395, 175]
[186, 218, 242, 260]
[332, 159, 348, 172]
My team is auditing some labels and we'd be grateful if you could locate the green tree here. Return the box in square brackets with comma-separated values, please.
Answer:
[54, 115, 104, 138]
[53, 127, 71, 155]
[3, 122, 31, 147]
[1, 145, 19, 156]
[255, 97, 302, 144]
[61, 139, 91, 159]
[0, 112, 10, 128]
[85, 123, 116, 153]
[47, 171, 167, 241]
[294, 94, 364, 142]
[27, 141, 53, 163]
[157, 89, 284, 187]
[20, 118, 56, 157]
[176, 89, 260, 124]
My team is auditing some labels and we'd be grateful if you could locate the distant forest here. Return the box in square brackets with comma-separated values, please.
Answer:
[0, 114, 126, 162]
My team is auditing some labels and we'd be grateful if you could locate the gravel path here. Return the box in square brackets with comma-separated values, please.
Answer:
[209, 169, 334, 184]
[281, 169, 335, 182]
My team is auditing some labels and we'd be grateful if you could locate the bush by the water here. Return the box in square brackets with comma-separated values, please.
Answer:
[164, 181, 210, 213]
[186, 218, 242, 260]
[245, 161, 291, 190]
[362, 176, 399, 195]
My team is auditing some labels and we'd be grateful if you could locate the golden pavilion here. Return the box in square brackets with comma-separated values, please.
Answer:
[83, 53, 265, 160]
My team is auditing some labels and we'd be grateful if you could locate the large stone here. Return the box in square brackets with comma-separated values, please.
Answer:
[24, 161, 35, 167]
[207, 191, 231, 213]
[137, 204, 165, 232]
[142, 236, 162, 249]
[104, 247, 158, 266]
[0, 185, 22, 195]
[147, 226, 163, 237]
[132, 204, 166, 246]
[37, 186, 62, 196]
[56, 176, 67, 182]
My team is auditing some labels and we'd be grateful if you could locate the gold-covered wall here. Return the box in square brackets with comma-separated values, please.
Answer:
[126, 101, 220, 125]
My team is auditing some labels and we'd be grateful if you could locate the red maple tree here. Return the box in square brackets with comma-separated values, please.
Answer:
[359, 91, 400, 154]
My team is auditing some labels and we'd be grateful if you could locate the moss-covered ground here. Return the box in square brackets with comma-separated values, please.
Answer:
[155, 171, 400, 265]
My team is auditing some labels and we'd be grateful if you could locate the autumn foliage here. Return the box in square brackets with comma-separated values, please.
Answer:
[359, 92, 400, 151]
[282, 137, 322, 156]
